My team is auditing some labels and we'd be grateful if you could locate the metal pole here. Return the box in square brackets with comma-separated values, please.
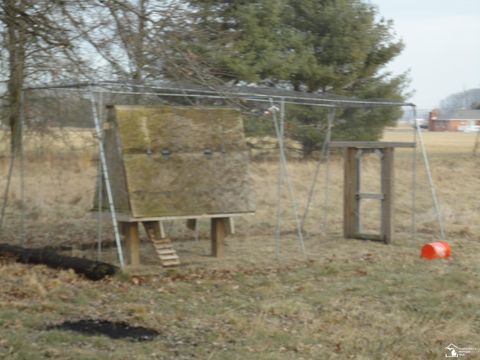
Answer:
[301, 115, 329, 230]
[270, 99, 306, 258]
[96, 91, 104, 260]
[322, 110, 335, 233]
[280, 98, 285, 138]
[90, 89, 125, 269]
[300, 110, 335, 232]
[274, 100, 286, 257]
[415, 114, 446, 239]
[473, 128, 480, 156]
[411, 107, 417, 241]
[96, 158, 103, 260]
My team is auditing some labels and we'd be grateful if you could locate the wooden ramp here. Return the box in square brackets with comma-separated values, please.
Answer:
[146, 229, 180, 267]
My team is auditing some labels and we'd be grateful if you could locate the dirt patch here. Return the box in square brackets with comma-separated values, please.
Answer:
[48, 319, 159, 341]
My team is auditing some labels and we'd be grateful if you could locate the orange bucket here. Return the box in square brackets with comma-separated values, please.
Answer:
[421, 241, 451, 259]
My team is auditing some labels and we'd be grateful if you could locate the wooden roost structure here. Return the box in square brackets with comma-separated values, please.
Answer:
[94, 105, 255, 266]
[330, 141, 416, 244]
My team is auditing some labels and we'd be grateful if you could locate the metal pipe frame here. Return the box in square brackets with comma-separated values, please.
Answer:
[300, 109, 335, 232]
[23, 81, 414, 108]
[89, 89, 126, 269]
[12, 80, 445, 266]
[270, 98, 306, 258]
[414, 112, 446, 239]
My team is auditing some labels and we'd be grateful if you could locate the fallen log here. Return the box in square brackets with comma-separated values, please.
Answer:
[0, 243, 117, 280]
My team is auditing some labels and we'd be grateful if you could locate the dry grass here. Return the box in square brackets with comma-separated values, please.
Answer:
[383, 127, 478, 154]
[0, 128, 480, 359]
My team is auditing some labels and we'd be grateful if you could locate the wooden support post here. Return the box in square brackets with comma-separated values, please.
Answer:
[122, 222, 140, 265]
[211, 217, 228, 257]
[343, 148, 358, 239]
[381, 147, 394, 243]
[228, 217, 235, 235]
[159, 222, 166, 239]
[340, 143, 399, 243]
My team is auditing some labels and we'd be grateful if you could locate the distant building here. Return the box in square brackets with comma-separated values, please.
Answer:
[428, 109, 480, 132]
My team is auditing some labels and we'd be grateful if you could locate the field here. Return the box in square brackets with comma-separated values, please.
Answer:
[0, 128, 479, 359]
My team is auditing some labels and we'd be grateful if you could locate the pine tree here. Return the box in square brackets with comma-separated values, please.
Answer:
[188, 0, 408, 155]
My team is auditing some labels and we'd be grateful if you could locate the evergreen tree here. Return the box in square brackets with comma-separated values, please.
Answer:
[188, 0, 408, 155]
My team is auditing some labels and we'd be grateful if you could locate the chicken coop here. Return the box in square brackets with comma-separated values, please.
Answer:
[1, 81, 446, 272]
[94, 105, 255, 266]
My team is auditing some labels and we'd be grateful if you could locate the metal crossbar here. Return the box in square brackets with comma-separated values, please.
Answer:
[24, 81, 414, 108]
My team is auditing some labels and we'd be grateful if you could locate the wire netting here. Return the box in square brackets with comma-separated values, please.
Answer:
[0, 83, 433, 268]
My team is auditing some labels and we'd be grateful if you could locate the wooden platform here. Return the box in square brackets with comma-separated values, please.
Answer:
[93, 211, 254, 223]
[339, 142, 408, 244]
[330, 141, 416, 148]
[118, 217, 234, 266]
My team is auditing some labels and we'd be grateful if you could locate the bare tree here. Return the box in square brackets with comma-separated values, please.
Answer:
[0, 0, 91, 151]
[0, 0, 235, 150]
[66, 0, 223, 91]
[66, 1, 176, 81]
[439, 88, 480, 117]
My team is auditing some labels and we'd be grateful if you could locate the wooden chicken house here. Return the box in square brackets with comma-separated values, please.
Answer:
[94, 105, 255, 266]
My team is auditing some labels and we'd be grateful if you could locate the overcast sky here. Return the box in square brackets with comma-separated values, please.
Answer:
[372, 0, 480, 110]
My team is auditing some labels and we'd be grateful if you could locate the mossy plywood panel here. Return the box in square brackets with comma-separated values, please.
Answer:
[93, 127, 130, 213]
[123, 151, 254, 217]
[106, 105, 255, 218]
[112, 106, 248, 154]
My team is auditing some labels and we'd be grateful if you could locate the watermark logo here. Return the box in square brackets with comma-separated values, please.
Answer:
[445, 344, 459, 358]
[445, 343, 478, 358]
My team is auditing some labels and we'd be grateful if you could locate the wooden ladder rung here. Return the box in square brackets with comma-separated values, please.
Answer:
[153, 240, 172, 244]
[146, 233, 181, 267]
[159, 255, 179, 261]
[162, 260, 180, 267]
[156, 249, 176, 255]
[153, 243, 173, 249]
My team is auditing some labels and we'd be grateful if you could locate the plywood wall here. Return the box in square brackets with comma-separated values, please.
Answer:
[97, 105, 255, 218]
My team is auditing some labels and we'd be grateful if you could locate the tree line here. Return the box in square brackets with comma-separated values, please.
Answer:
[1, 0, 408, 156]
[439, 88, 480, 117]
